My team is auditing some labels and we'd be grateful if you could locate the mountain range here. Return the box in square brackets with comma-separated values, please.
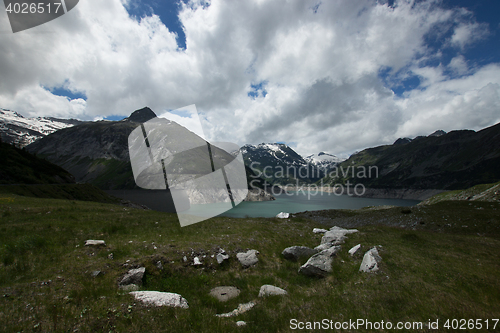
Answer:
[322, 123, 500, 190]
[0, 108, 84, 147]
[2, 106, 499, 194]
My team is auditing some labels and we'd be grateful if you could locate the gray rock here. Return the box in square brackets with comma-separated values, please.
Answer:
[258, 285, 287, 297]
[236, 250, 259, 268]
[282, 246, 317, 261]
[85, 240, 106, 246]
[209, 286, 240, 302]
[359, 247, 382, 273]
[276, 212, 290, 218]
[299, 246, 341, 277]
[216, 249, 230, 264]
[330, 226, 358, 234]
[156, 261, 163, 270]
[119, 267, 146, 286]
[130, 291, 189, 308]
[314, 243, 334, 251]
[320, 226, 358, 245]
[91, 270, 102, 278]
[215, 301, 255, 317]
[348, 244, 361, 256]
[193, 257, 202, 265]
[313, 228, 328, 233]
[236, 321, 247, 327]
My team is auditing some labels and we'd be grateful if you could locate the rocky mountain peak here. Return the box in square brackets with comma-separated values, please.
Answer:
[429, 130, 446, 137]
[127, 107, 157, 123]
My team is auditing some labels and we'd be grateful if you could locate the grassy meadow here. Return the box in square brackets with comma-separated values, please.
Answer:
[0, 189, 499, 332]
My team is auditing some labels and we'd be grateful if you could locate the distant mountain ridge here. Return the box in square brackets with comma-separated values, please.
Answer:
[393, 129, 447, 145]
[0, 108, 84, 147]
[240, 143, 332, 185]
[304, 152, 344, 170]
[322, 122, 500, 190]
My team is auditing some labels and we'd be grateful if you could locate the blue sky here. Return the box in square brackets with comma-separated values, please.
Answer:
[1, 0, 499, 156]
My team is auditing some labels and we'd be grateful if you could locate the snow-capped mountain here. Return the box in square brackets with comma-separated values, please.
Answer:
[0, 108, 84, 147]
[240, 143, 329, 185]
[241, 143, 308, 167]
[304, 152, 344, 170]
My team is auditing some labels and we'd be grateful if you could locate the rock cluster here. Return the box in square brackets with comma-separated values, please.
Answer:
[282, 226, 358, 278]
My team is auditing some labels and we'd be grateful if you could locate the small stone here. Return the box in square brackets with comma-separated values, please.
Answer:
[348, 244, 361, 256]
[91, 270, 102, 278]
[258, 285, 287, 297]
[313, 228, 328, 233]
[215, 301, 255, 317]
[209, 286, 240, 302]
[276, 212, 290, 219]
[108, 253, 114, 260]
[193, 257, 202, 266]
[299, 246, 341, 277]
[236, 321, 246, 327]
[156, 261, 163, 270]
[236, 250, 259, 268]
[130, 291, 189, 308]
[216, 249, 230, 264]
[183, 256, 188, 262]
[360, 247, 382, 273]
[85, 240, 106, 246]
[119, 267, 146, 286]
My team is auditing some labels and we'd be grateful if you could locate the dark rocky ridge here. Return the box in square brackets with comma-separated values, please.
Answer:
[321, 122, 500, 191]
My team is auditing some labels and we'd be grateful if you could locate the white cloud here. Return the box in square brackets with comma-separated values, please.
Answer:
[0, 0, 498, 157]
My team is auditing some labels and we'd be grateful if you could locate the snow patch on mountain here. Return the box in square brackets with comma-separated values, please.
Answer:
[0, 108, 82, 147]
[304, 152, 344, 167]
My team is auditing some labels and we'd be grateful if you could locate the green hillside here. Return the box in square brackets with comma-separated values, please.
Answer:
[0, 140, 74, 185]
[0, 187, 499, 332]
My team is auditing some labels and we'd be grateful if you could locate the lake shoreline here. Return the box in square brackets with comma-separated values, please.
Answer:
[279, 186, 445, 201]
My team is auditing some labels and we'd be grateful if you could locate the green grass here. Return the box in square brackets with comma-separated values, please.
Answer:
[0, 193, 499, 332]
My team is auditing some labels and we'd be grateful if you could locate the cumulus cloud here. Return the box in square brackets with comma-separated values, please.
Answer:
[0, 0, 498, 156]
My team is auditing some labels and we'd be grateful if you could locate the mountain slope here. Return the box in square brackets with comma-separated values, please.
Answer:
[26, 107, 247, 194]
[26, 107, 157, 189]
[321, 122, 500, 190]
[0, 108, 84, 147]
[0, 140, 74, 184]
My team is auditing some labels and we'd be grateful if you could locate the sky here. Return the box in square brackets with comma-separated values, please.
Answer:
[0, 0, 499, 157]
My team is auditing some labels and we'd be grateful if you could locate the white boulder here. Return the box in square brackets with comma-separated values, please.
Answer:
[130, 291, 189, 308]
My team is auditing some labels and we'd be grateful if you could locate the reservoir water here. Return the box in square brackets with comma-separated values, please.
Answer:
[107, 190, 419, 219]
[186, 191, 419, 218]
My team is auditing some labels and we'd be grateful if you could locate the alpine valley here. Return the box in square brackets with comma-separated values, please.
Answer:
[1, 106, 500, 201]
